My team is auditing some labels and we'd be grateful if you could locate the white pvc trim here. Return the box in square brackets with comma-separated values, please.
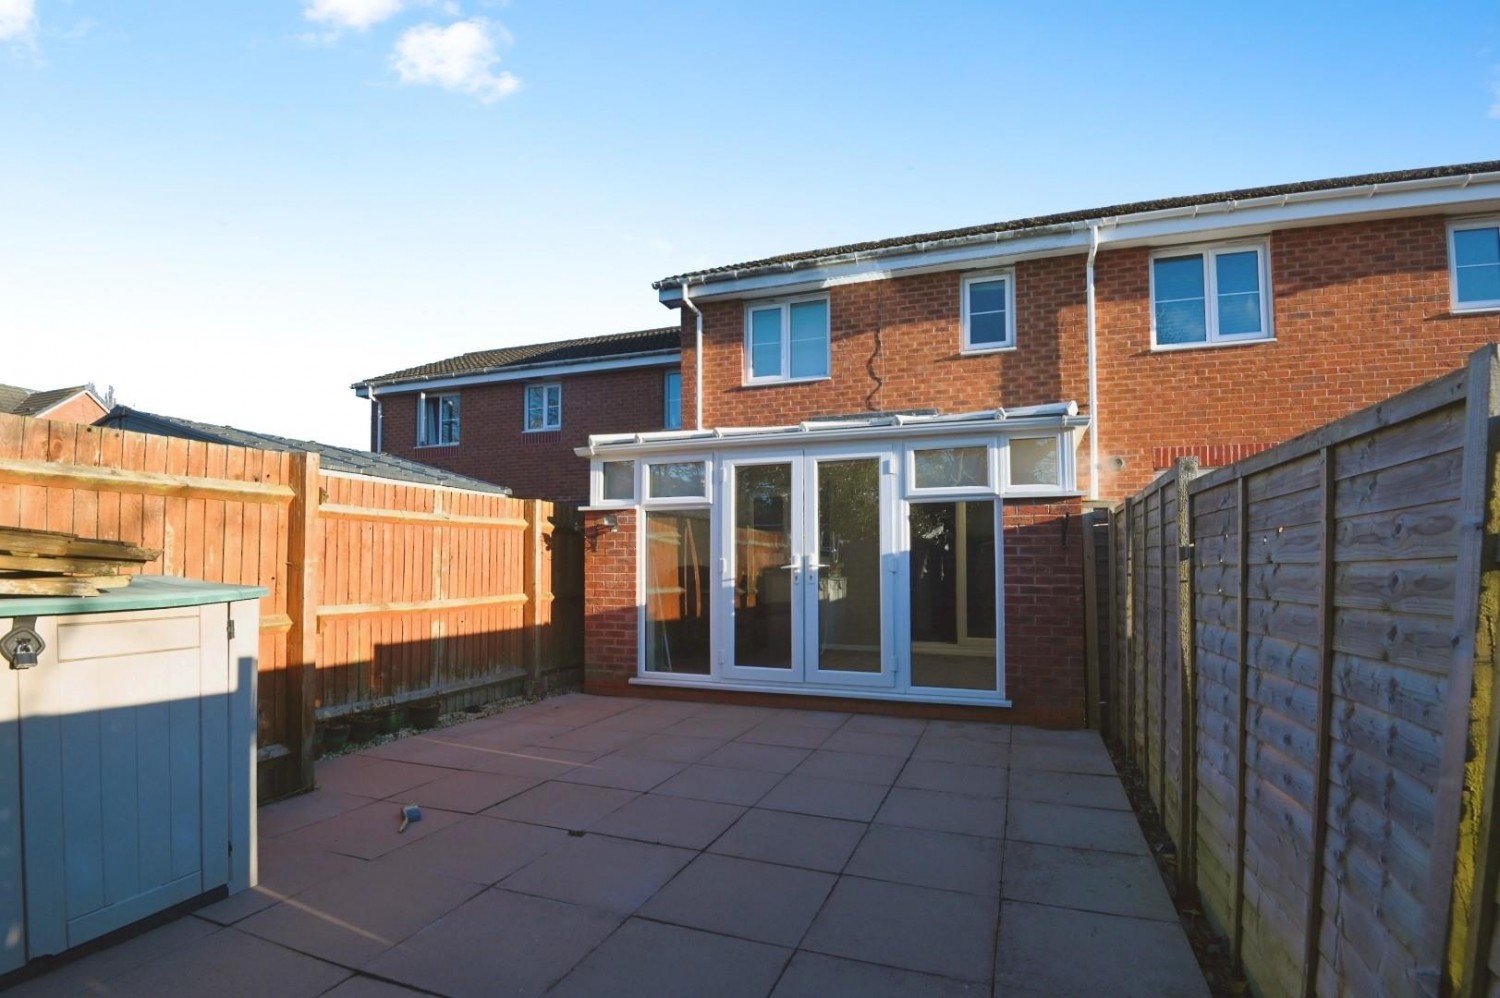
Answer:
[628, 674, 1012, 707]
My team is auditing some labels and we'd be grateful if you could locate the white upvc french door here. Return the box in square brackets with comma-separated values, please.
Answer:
[721, 448, 896, 688]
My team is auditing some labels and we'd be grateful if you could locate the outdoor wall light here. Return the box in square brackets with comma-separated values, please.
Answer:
[584, 514, 620, 550]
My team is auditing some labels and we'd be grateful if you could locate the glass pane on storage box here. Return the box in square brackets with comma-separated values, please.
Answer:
[648, 461, 707, 499]
[1010, 437, 1060, 487]
[816, 458, 882, 674]
[913, 446, 988, 489]
[734, 463, 794, 670]
[602, 461, 634, 502]
[909, 500, 998, 691]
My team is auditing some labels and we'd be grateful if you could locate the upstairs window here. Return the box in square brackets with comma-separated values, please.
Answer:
[745, 296, 830, 383]
[961, 271, 1015, 352]
[1450, 221, 1500, 311]
[1151, 243, 1271, 348]
[664, 371, 683, 429]
[417, 393, 460, 446]
[525, 383, 562, 431]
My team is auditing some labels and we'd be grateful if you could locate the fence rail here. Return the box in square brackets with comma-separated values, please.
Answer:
[0, 414, 581, 801]
[1107, 345, 1500, 997]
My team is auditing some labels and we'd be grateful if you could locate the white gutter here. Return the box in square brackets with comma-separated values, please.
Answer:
[1085, 223, 1100, 501]
[680, 281, 704, 431]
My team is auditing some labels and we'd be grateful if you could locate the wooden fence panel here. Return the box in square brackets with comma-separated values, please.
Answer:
[1108, 349, 1500, 997]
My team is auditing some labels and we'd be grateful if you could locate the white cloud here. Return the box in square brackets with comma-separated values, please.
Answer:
[391, 18, 520, 103]
[304, 0, 404, 31]
[0, 0, 36, 41]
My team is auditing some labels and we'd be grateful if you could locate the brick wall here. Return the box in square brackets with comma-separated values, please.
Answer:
[40, 393, 107, 425]
[374, 365, 675, 502]
[583, 508, 638, 686]
[684, 213, 1500, 499]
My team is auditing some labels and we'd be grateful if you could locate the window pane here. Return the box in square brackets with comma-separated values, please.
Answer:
[602, 461, 634, 502]
[968, 278, 1007, 315]
[1214, 251, 1261, 295]
[1010, 437, 1060, 487]
[1217, 291, 1263, 335]
[649, 461, 706, 498]
[1155, 299, 1207, 344]
[749, 308, 783, 378]
[1455, 227, 1500, 267]
[1154, 255, 1205, 301]
[439, 397, 459, 442]
[969, 311, 1009, 346]
[909, 500, 998, 691]
[734, 464, 794, 669]
[664, 372, 682, 429]
[914, 446, 989, 489]
[816, 458, 882, 674]
[788, 300, 829, 378]
[525, 387, 542, 430]
[644, 510, 711, 674]
[1458, 264, 1500, 304]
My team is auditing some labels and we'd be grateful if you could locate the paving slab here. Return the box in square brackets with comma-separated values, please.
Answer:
[483, 780, 638, 830]
[97, 928, 350, 998]
[736, 721, 835, 749]
[321, 976, 432, 997]
[259, 789, 377, 838]
[198, 834, 367, 924]
[910, 735, 1009, 767]
[654, 763, 784, 805]
[500, 833, 695, 913]
[1008, 741, 1118, 775]
[699, 740, 812, 774]
[792, 748, 905, 785]
[364, 888, 621, 997]
[758, 774, 889, 821]
[639, 853, 836, 947]
[874, 787, 1007, 838]
[896, 758, 1008, 797]
[549, 918, 790, 998]
[1008, 768, 1131, 810]
[926, 719, 1012, 743]
[1001, 840, 1177, 920]
[313, 759, 450, 800]
[554, 751, 687, 791]
[820, 729, 919, 758]
[708, 808, 868, 873]
[6, 914, 222, 997]
[293, 799, 466, 860]
[393, 768, 542, 812]
[843, 714, 928, 736]
[771, 951, 988, 998]
[591, 792, 747, 849]
[1007, 799, 1151, 855]
[802, 876, 997, 982]
[845, 823, 1002, 896]
[236, 863, 482, 967]
[995, 901, 1209, 997]
[612, 732, 727, 763]
[370, 814, 567, 885]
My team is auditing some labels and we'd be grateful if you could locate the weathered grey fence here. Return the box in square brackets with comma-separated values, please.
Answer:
[1110, 345, 1500, 997]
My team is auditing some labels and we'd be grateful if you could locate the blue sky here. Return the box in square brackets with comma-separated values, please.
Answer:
[2, 0, 1497, 446]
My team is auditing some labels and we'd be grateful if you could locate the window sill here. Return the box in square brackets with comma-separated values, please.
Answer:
[415, 442, 460, 449]
[1150, 337, 1276, 354]
[960, 344, 1017, 356]
[523, 427, 563, 434]
[1452, 303, 1500, 315]
[740, 375, 833, 389]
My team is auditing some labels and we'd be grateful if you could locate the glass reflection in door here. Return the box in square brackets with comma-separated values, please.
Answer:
[814, 458, 883, 674]
[733, 463, 794, 669]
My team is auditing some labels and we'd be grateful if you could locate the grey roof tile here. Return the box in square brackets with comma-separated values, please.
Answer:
[355, 327, 680, 388]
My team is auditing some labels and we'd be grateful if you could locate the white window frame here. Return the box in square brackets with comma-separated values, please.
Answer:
[524, 383, 563, 432]
[590, 459, 638, 508]
[641, 455, 714, 508]
[1003, 434, 1072, 495]
[1149, 240, 1274, 351]
[664, 370, 683, 429]
[416, 392, 460, 447]
[960, 270, 1017, 353]
[1448, 218, 1500, 313]
[905, 438, 1000, 497]
[743, 294, 831, 386]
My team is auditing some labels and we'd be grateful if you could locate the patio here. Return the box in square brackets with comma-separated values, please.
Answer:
[12, 694, 1208, 997]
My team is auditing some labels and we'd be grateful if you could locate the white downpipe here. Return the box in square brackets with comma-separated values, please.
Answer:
[680, 280, 704, 431]
[1085, 223, 1101, 501]
[372, 385, 384, 452]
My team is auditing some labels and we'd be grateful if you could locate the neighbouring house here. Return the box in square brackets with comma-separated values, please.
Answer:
[96, 405, 511, 494]
[0, 383, 109, 424]
[350, 328, 682, 502]
[578, 159, 1500, 725]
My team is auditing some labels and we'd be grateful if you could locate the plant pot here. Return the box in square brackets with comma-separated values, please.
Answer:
[380, 706, 408, 734]
[409, 700, 442, 729]
[348, 714, 380, 744]
[320, 723, 350, 755]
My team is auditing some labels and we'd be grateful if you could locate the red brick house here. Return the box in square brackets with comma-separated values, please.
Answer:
[0, 384, 108, 425]
[352, 328, 681, 502]
[578, 160, 1500, 725]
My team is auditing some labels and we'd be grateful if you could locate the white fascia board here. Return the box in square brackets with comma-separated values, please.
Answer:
[354, 351, 680, 397]
[575, 413, 1091, 459]
[658, 172, 1500, 305]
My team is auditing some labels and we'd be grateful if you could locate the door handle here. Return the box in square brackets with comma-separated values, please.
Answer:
[777, 563, 799, 570]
